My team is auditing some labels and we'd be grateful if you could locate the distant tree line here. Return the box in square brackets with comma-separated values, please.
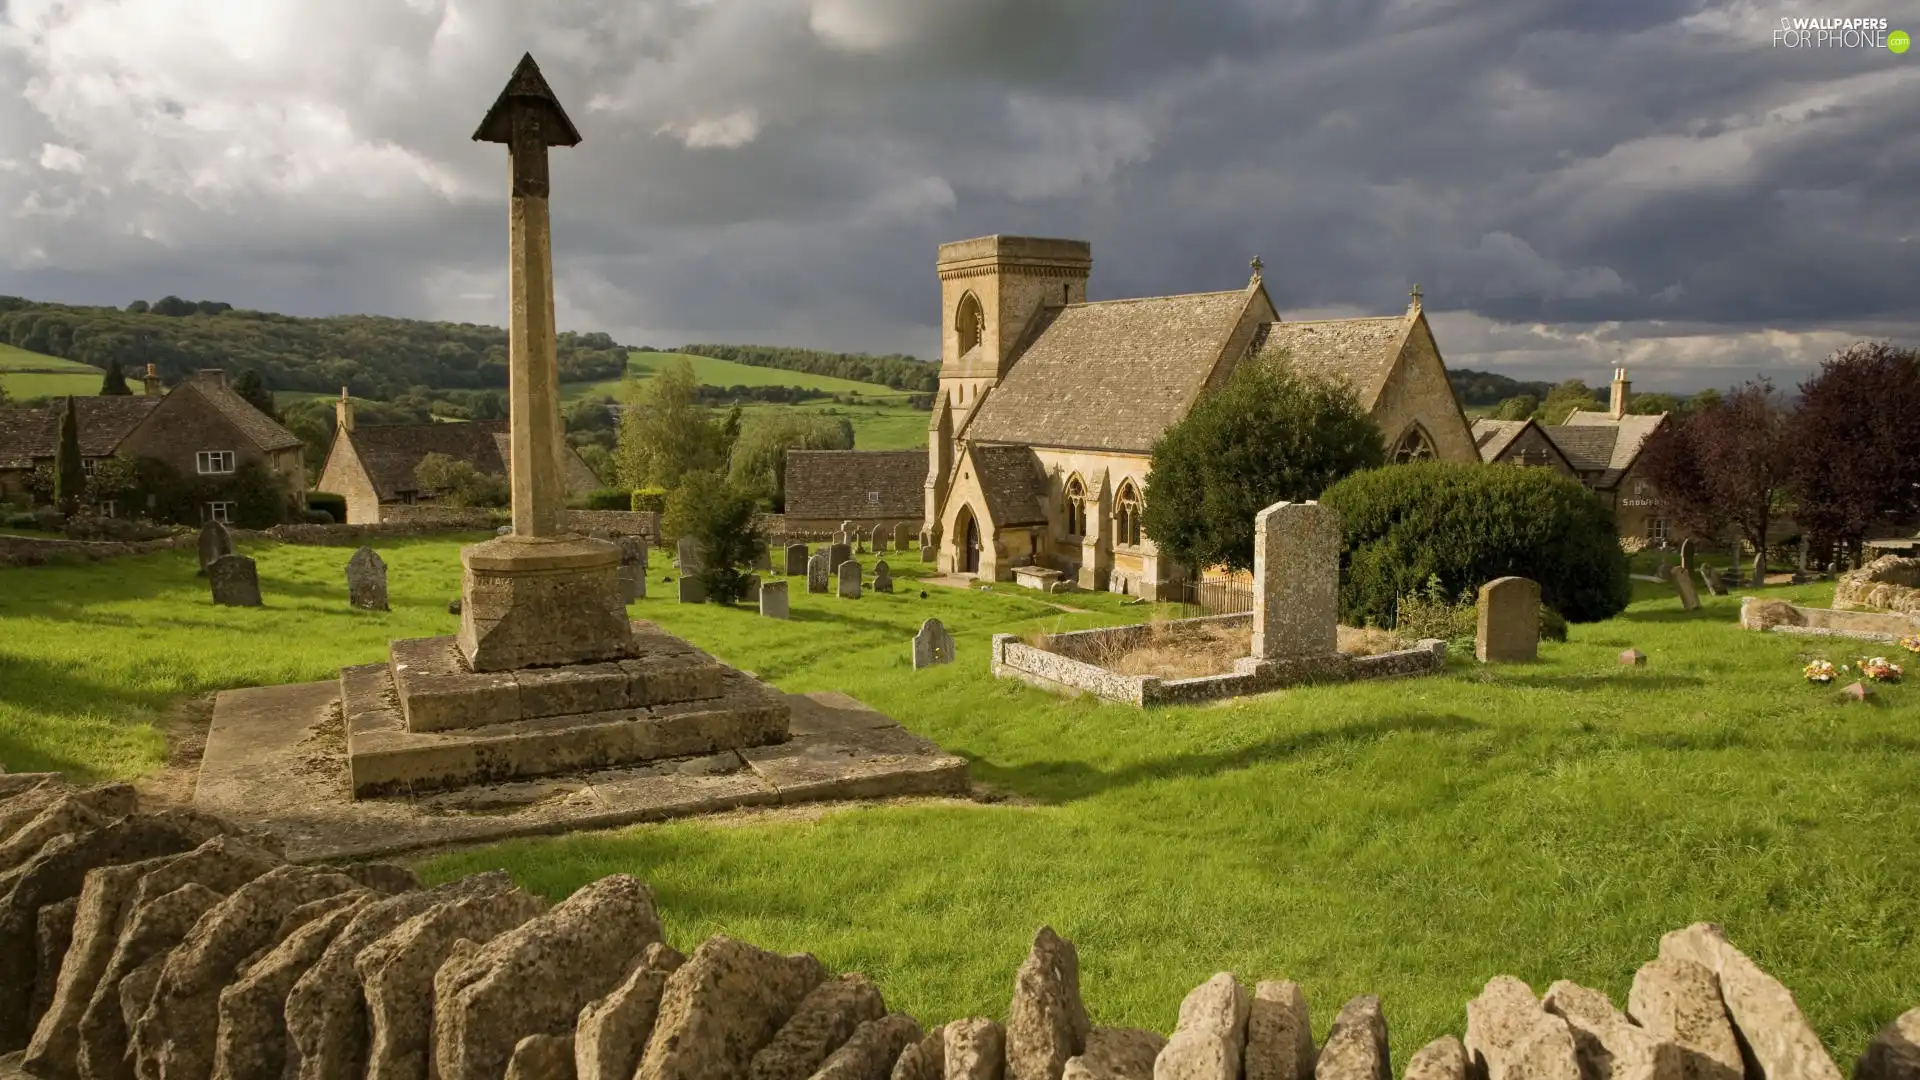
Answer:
[1449, 368, 1555, 407]
[675, 343, 939, 394]
[0, 295, 627, 401]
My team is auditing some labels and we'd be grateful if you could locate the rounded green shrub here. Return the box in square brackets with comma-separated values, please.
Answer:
[1320, 461, 1631, 626]
[630, 487, 667, 514]
[584, 488, 629, 511]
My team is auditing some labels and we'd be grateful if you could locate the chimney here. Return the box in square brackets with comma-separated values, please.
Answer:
[335, 387, 354, 433]
[1610, 367, 1631, 419]
[142, 363, 163, 397]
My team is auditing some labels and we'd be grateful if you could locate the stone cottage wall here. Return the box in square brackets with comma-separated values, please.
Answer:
[3, 774, 1913, 1080]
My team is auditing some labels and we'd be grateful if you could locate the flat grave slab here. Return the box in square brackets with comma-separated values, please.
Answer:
[195, 682, 970, 863]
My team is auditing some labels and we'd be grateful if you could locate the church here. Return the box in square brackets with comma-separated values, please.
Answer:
[916, 235, 1479, 600]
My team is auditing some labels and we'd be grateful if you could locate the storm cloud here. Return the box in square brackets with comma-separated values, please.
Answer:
[2, 0, 1916, 390]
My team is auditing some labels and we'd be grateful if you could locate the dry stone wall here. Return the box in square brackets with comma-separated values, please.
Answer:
[3, 774, 1918, 1080]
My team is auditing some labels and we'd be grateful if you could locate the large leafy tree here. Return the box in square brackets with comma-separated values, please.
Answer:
[232, 369, 278, 419]
[1788, 341, 1920, 563]
[726, 411, 855, 510]
[615, 358, 726, 491]
[1534, 379, 1605, 424]
[53, 396, 84, 515]
[1635, 378, 1793, 585]
[99, 359, 132, 396]
[1143, 353, 1384, 573]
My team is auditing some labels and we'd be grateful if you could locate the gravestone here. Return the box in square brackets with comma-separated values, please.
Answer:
[618, 564, 645, 602]
[1796, 537, 1809, 574]
[868, 523, 887, 552]
[754, 546, 772, 572]
[828, 542, 852, 570]
[760, 579, 789, 619]
[1751, 552, 1766, 588]
[893, 522, 913, 551]
[920, 544, 935, 563]
[677, 575, 706, 604]
[617, 536, 649, 571]
[740, 574, 761, 602]
[1668, 565, 1700, 610]
[208, 554, 262, 608]
[912, 618, 954, 669]
[346, 546, 389, 611]
[196, 520, 233, 577]
[1475, 576, 1540, 663]
[1250, 501, 1340, 659]
[836, 560, 862, 599]
[676, 537, 702, 575]
[1619, 648, 1647, 666]
[872, 560, 893, 593]
[784, 543, 809, 576]
[1678, 538, 1693, 571]
[1698, 566, 1724, 597]
[807, 551, 831, 594]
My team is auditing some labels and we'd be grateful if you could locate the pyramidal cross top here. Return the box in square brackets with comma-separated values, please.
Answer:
[454, 54, 636, 672]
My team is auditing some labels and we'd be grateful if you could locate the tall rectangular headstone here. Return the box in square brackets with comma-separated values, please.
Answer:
[893, 522, 913, 552]
[807, 552, 831, 594]
[208, 554, 262, 608]
[676, 537, 702, 575]
[827, 542, 851, 571]
[836, 560, 862, 599]
[868, 523, 887, 553]
[784, 543, 809, 576]
[676, 575, 706, 604]
[1668, 565, 1700, 611]
[920, 544, 935, 564]
[1250, 501, 1340, 659]
[759, 579, 789, 619]
[619, 564, 645, 602]
[1475, 576, 1540, 663]
[346, 547, 389, 611]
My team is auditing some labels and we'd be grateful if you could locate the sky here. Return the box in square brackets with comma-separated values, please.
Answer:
[1, 0, 1917, 392]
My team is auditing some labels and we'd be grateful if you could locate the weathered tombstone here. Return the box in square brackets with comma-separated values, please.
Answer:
[1751, 552, 1767, 588]
[807, 551, 831, 594]
[754, 546, 772, 573]
[784, 543, 809, 576]
[676, 575, 706, 604]
[346, 547, 389, 611]
[913, 618, 954, 669]
[616, 535, 649, 570]
[836, 560, 862, 599]
[676, 537, 701, 575]
[1796, 537, 1809, 574]
[872, 561, 893, 593]
[208, 554, 263, 608]
[893, 522, 913, 551]
[760, 579, 789, 619]
[618, 564, 645, 602]
[196, 520, 233, 577]
[920, 544, 935, 563]
[1249, 501, 1340, 659]
[1668, 565, 1700, 610]
[1678, 538, 1693, 571]
[868, 523, 887, 552]
[1697, 566, 1724, 596]
[740, 574, 761, 602]
[1475, 576, 1540, 663]
[828, 542, 852, 570]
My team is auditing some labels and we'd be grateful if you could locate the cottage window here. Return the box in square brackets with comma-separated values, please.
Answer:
[81, 459, 97, 476]
[204, 501, 234, 524]
[1063, 476, 1086, 537]
[1115, 482, 1142, 548]
[1647, 517, 1670, 544]
[868, 491, 880, 505]
[196, 450, 236, 475]
[98, 500, 117, 519]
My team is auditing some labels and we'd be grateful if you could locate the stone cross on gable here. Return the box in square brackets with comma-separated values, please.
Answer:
[1408, 284, 1423, 313]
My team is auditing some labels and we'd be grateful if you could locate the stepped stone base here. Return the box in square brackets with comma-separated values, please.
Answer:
[348, 622, 789, 797]
[457, 533, 637, 671]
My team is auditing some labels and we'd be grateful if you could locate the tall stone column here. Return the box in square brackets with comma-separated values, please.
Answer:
[456, 53, 634, 672]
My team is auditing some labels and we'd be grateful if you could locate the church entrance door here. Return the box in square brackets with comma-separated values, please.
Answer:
[963, 512, 980, 574]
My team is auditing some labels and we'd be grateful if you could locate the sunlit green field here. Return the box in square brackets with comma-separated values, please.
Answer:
[0, 342, 104, 401]
[2, 541, 1915, 1064]
[560, 350, 919, 404]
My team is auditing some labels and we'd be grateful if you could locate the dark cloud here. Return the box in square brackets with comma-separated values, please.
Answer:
[0, 0, 1915, 390]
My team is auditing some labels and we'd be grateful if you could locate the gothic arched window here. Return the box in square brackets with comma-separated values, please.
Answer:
[1392, 425, 1437, 463]
[956, 293, 984, 355]
[1063, 475, 1086, 536]
[1115, 481, 1143, 547]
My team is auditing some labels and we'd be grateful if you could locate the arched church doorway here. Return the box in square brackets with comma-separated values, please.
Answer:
[959, 506, 981, 574]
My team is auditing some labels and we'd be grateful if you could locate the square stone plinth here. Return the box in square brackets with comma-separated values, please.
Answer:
[457, 534, 637, 671]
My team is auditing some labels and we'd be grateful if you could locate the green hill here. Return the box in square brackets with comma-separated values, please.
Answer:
[0, 342, 106, 400]
[561, 350, 914, 404]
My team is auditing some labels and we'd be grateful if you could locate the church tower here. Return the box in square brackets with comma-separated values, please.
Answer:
[925, 235, 1092, 543]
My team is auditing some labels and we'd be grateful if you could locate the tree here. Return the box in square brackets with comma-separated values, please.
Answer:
[726, 412, 855, 510]
[1627, 392, 1679, 415]
[661, 471, 765, 604]
[232, 369, 278, 419]
[413, 452, 508, 508]
[1788, 341, 1920, 564]
[53, 396, 84, 515]
[1142, 353, 1385, 573]
[1635, 379, 1792, 585]
[99, 359, 132, 396]
[125, 300, 150, 314]
[614, 358, 725, 490]
[1491, 394, 1538, 421]
[1535, 380, 1604, 425]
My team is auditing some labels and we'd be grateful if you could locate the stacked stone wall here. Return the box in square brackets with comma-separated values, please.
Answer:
[3, 774, 1915, 1080]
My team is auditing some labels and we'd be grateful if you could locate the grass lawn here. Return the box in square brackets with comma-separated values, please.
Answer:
[1, 541, 1916, 1063]
[0, 342, 106, 400]
[561, 350, 918, 404]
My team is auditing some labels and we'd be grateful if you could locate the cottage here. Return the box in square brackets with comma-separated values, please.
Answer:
[315, 392, 600, 523]
[922, 235, 1479, 598]
[782, 449, 925, 536]
[0, 367, 305, 523]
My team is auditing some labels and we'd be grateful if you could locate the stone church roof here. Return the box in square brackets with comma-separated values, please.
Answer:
[783, 450, 926, 520]
[967, 444, 1049, 526]
[345, 420, 599, 499]
[964, 290, 1251, 453]
[1241, 316, 1411, 409]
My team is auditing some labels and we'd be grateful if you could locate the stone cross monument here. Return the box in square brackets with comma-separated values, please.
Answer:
[458, 54, 634, 672]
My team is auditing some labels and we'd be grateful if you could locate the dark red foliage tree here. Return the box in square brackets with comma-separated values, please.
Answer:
[1635, 379, 1793, 585]
[1789, 341, 1920, 564]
